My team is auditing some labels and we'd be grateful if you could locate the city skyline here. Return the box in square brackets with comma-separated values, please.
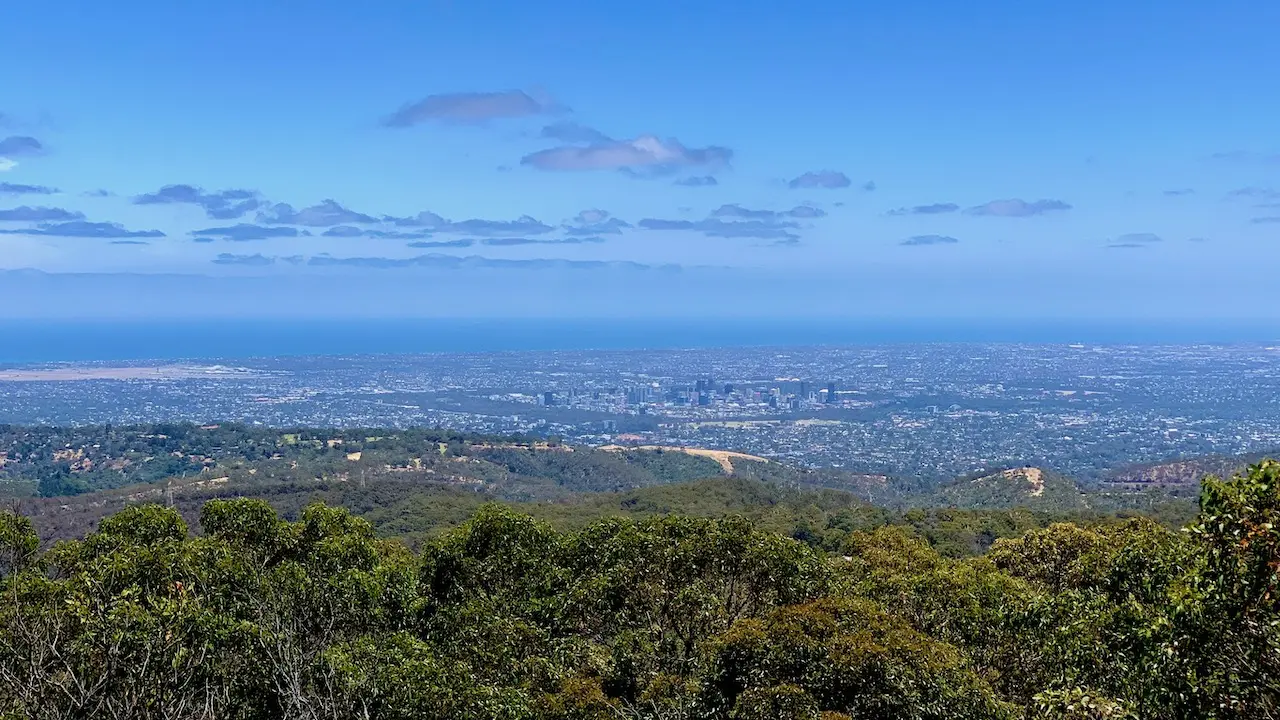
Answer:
[4, 342, 1278, 481]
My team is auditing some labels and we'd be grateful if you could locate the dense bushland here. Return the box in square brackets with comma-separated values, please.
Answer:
[1, 462, 1276, 719]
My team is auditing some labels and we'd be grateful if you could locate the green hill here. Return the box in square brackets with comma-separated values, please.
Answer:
[925, 467, 1088, 510]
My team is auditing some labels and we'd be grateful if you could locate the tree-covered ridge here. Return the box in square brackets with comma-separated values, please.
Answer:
[18, 470, 1176, 558]
[2, 462, 1277, 719]
[2, 423, 1201, 542]
[0, 423, 552, 497]
[0, 423, 756, 511]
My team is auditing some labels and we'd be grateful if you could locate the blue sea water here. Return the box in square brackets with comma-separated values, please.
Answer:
[1, 318, 1278, 364]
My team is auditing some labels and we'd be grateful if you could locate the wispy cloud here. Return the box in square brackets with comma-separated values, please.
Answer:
[0, 206, 85, 222]
[481, 236, 605, 246]
[385, 211, 446, 228]
[320, 225, 431, 239]
[134, 184, 264, 220]
[1104, 233, 1163, 248]
[451, 216, 556, 236]
[563, 209, 631, 236]
[1111, 232, 1163, 244]
[788, 170, 851, 190]
[383, 90, 559, 127]
[539, 121, 612, 144]
[1163, 188, 1195, 197]
[1252, 216, 1280, 224]
[899, 234, 959, 246]
[303, 254, 665, 271]
[637, 202, 829, 242]
[0, 221, 164, 239]
[0, 136, 43, 157]
[887, 203, 959, 216]
[320, 225, 369, 238]
[407, 239, 474, 249]
[1226, 187, 1280, 207]
[638, 217, 799, 241]
[386, 211, 555, 237]
[213, 253, 277, 266]
[257, 200, 377, 226]
[1212, 150, 1280, 165]
[522, 136, 731, 174]
[965, 198, 1072, 217]
[191, 224, 303, 241]
[711, 204, 826, 220]
[675, 175, 718, 187]
[0, 158, 14, 172]
[0, 181, 57, 195]
[109, 240, 150, 246]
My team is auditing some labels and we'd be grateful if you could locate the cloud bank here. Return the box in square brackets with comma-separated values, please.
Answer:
[0, 182, 57, 195]
[0, 221, 164, 239]
[257, 200, 378, 227]
[0, 206, 85, 222]
[192, 224, 303, 241]
[134, 184, 264, 220]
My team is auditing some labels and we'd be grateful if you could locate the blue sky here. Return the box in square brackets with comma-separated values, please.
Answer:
[2, 0, 1279, 319]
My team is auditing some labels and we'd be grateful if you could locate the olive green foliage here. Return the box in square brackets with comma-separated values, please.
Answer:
[1, 462, 1278, 719]
[0, 423, 544, 498]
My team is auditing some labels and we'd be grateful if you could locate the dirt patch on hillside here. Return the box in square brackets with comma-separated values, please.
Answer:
[598, 445, 770, 474]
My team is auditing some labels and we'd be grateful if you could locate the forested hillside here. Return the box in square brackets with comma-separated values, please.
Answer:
[2, 424, 1199, 546]
[0, 423, 555, 497]
[1, 461, 1277, 719]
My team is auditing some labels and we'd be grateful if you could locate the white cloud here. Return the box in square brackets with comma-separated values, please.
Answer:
[522, 135, 731, 173]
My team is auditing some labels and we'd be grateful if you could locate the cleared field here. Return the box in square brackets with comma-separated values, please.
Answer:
[0, 365, 258, 382]
[598, 444, 769, 473]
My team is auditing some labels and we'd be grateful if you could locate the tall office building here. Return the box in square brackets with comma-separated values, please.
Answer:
[826, 381, 837, 403]
[543, 391, 556, 406]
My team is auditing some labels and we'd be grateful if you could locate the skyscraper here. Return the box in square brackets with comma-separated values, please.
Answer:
[826, 382, 837, 403]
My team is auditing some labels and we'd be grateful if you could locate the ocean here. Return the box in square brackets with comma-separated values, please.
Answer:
[1, 318, 1278, 364]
